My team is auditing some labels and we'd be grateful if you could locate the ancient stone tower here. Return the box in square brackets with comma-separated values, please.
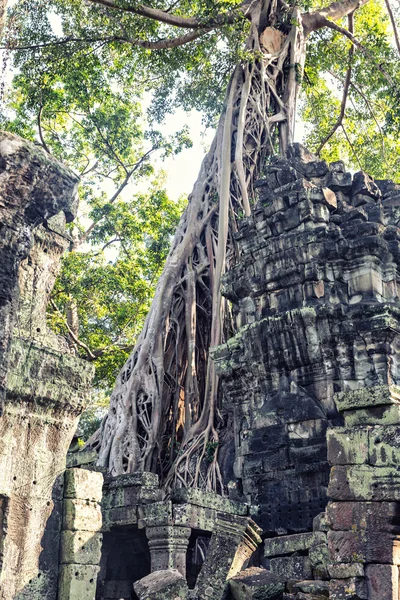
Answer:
[1, 137, 400, 599]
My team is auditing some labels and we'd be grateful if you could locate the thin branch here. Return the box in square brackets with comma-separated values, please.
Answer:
[341, 122, 363, 169]
[384, 0, 400, 56]
[3, 29, 211, 51]
[317, 13, 354, 154]
[327, 69, 386, 160]
[79, 146, 156, 245]
[318, 17, 395, 86]
[37, 105, 51, 154]
[50, 299, 97, 360]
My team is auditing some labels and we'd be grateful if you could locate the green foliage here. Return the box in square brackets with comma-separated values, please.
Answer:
[48, 184, 185, 390]
[301, 0, 400, 179]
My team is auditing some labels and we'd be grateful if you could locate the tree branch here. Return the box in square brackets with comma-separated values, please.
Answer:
[38, 105, 51, 154]
[317, 12, 354, 155]
[50, 299, 97, 360]
[317, 17, 395, 86]
[341, 122, 363, 169]
[303, 0, 370, 36]
[328, 69, 386, 159]
[79, 146, 156, 245]
[86, 0, 252, 29]
[384, 0, 400, 56]
[3, 29, 211, 51]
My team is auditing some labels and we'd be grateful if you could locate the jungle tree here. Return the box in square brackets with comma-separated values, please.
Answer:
[2, 0, 400, 491]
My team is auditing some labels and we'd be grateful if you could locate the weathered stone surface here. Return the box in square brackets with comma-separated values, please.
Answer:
[215, 147, 400, 539]
[60, 530, 103, 565]
[309, 539, 329, 580]
[365, 564, 399, 600]
[229, 567, 284, 599]
[343, 405, 400, 427]
[67, 449, 98, 468]
[329, 577, 368, 599]
[368, 425, 400, 466]
[327, 427, 369, 465]
[134, 569, 188, 600]
[326, 501, 400, 534]
[58, 564, 100, 600]
[0, 133, 94, 600]
[264, 532, 324, 557]
[194, 515, 261, 600]
[334, 386, 400, 412]
[63, 499, 102, 532]
[269, 556, 313, 580]
[327, 529, 400, 564]
[64, 468, 103, 502]
[328, 465, 400, 501]
[288, 580, 329, 597]
[328, 563, 364, 578]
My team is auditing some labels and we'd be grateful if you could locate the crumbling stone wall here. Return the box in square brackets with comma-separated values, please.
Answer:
[214, 145, 400, 537]
[0, 132, 93, 600]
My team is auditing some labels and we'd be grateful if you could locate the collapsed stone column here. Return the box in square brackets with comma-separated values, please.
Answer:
[326, 385, 400, 599]
[193, 514, 261, 600]
[0, 133, 94, 600]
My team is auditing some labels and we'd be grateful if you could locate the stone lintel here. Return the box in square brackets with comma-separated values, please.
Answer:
[171, 487, 249, 516]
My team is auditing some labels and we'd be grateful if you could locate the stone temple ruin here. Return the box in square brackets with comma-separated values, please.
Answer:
[1, 130, 400, 599]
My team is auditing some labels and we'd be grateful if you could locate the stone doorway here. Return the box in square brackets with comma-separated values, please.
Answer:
[96, 527, 150, 600]
[186, 529, 211, 589]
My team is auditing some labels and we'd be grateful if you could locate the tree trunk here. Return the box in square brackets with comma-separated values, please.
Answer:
[89, 0, 306, 491]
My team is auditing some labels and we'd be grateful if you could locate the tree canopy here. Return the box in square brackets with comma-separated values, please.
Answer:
[1, 0, 400, 486]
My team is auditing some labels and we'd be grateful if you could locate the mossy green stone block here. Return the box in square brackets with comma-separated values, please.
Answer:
[134, 569, 188, 600]
[335, 385, 400, 413]
[344, 405, 400, 427]
[369, 425, 400, 466]
[327, 427, 369, 465]
[58, 564, 100, 600]
[60, 531, 102, 565]
[328, 465, 400, 501]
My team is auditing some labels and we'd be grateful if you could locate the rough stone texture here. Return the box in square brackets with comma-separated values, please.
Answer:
[214, 147, 400, 537]
[192, 513, 261, 600]
[0, 133, 94, 600]
[326, 385, 400, 599]
[58, 468, 103, 599]
[134, 569, 188, 600]
[229, 567, 284, 599]
[211, 146, 400, 599]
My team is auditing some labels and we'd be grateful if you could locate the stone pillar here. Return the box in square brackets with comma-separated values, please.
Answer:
[58, 468, 103, 600]
[326, 385, 400, 600]
[193, 514, 261, 600]
[146, 525, 191, 576]
[0, 133, 94, 600]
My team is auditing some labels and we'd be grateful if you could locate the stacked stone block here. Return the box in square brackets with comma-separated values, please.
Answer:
[214, 145, 400, 542]
[326, 385, 400, 599]
[58, 468, 103, 600]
